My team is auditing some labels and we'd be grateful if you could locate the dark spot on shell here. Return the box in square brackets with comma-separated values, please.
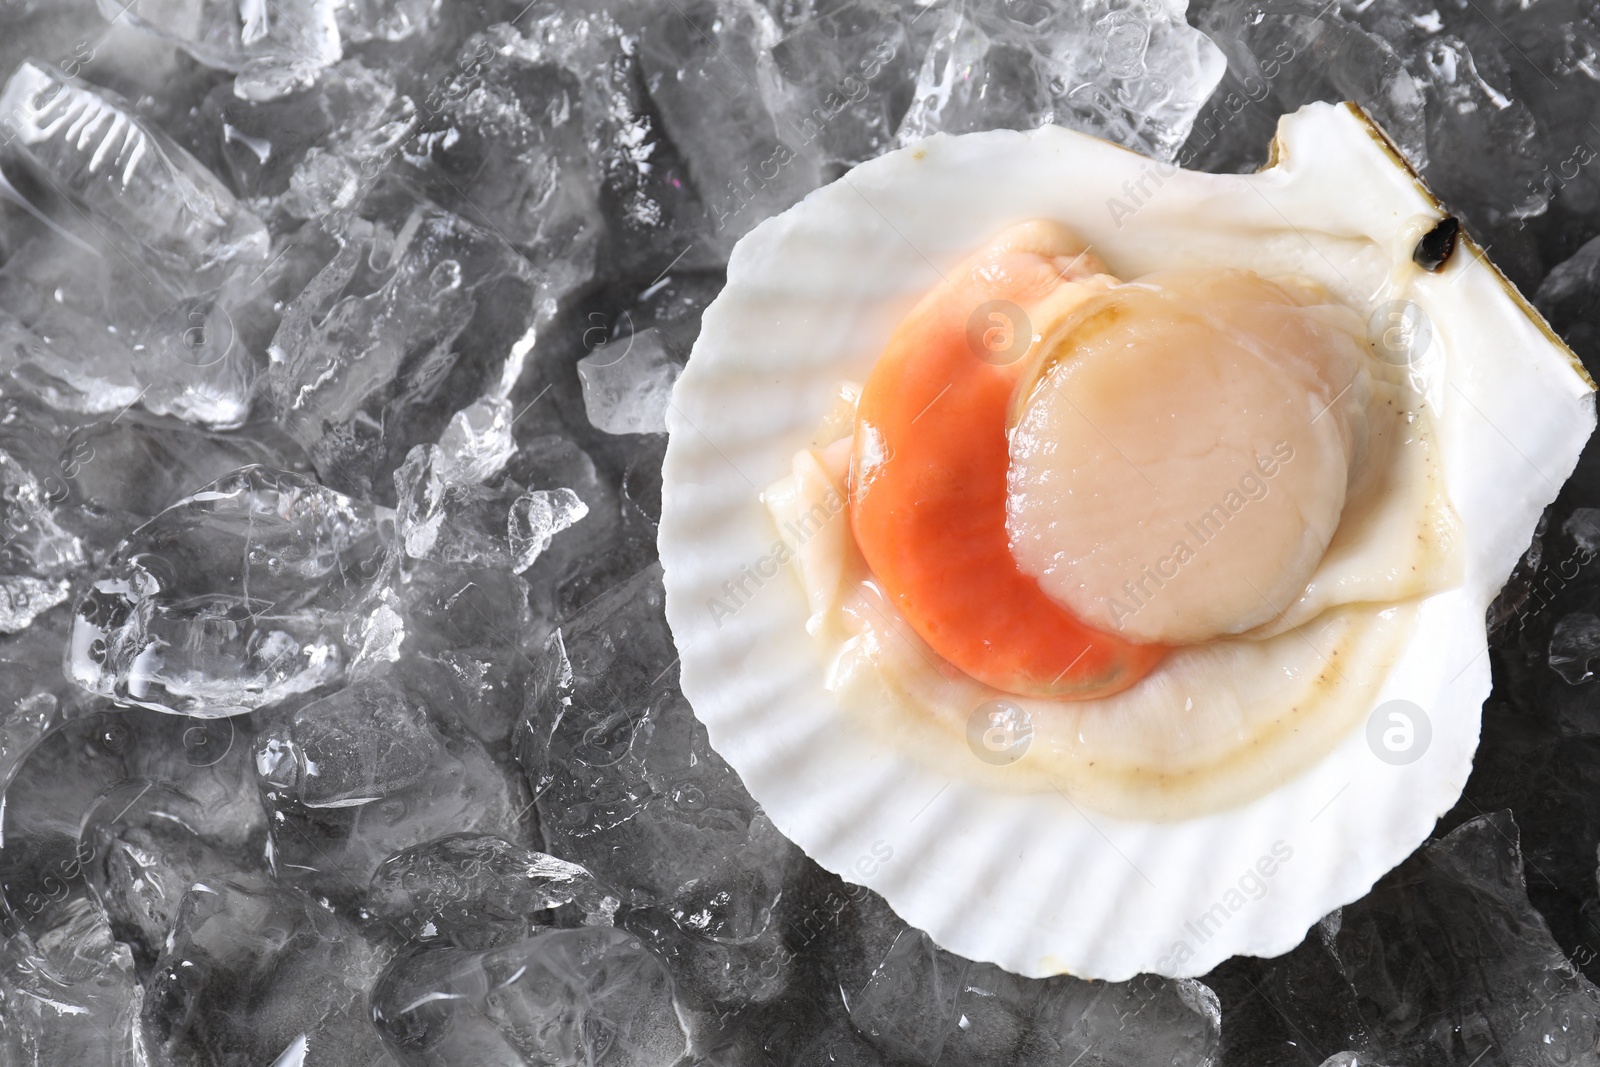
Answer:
[1413, 216, 1460, 272]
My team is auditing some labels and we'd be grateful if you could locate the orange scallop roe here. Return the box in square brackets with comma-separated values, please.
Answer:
[848, 222, 1168, 700]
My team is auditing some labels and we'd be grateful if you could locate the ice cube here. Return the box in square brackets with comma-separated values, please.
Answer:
[1412, 36, 1546, 231]
[256, 671, 450, 806]
[516, 4, 713, 276]
[762, 0, 920, 172]
[637, 0, 826, 254]
[0, 895, 148, 1066]
[0, 447, 84, 633]
[394, 395, 589, 573]
[1328, 0, 1571, 287]
[283, 65, 419, 221]
[1, 705, 267, 949]
[1538, 234, 1600, 373]
[792, 1021, 889, 1066]
[266, 196, 545, 502]
[0, 406, 313, 574]
[1330, 811, 1600, 1064]
[97, 0, 343, 100]
[142, 874, 392, 1066]
[624, 876, 793, 1010]
[267, 210, 476, 431]
[394, 397, 525, 535]
[396, 562, 534, 745]
[1209, 810, 1600, 1065]
[0, 577, 72, 638]
[577, 327, 683, 435]
[503, 432, 624, 635]
[0, 236, 148, 415]
[80, 779, 256, 970]
[0, 713, 119, 939]
[57, 413, 313, 531]
[1164, 910, 1364, 1065]
[254, 664, 533, 895]
[518, 565, 803, 1009]
[1566, 507, 1600, 558]
[1551, 612, 1600, 684]
[0, 611, 74, 800]
[129, 712, 268, 849]
[519, 566, 779, 891]
[510, 488, 589, 574]
[574, 272, 719, 515]
[393, 457, 589, 583]
[0, 61, 269, 276]
[366, 833, 618, 948]
[0, 234, 260, 430]
[202, 59, 416, 206]
[898, 0, 1225, 162]
[0, 62, 271, 426]
[1184, 0, 1426, 172]
[403, 23, 602, 284]
[337, 0, 441, 43]
[677, 862, 906, 1057]
[370, 926, 689, 1067]
[849, 924, 1221, 1066]
[66, 465, 391, 717]
[132, 284, 259, 430]
[436, 397, 515, 486]
[393, 443, 516, 566]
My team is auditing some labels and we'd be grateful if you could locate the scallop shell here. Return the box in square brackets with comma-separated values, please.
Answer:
[658, 101, 1595, 979]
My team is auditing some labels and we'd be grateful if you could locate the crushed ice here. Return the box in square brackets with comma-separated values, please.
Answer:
[0, 0, 1592, 1062]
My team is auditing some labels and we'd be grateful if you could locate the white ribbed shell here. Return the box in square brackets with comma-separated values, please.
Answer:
[658, 102, 1595, 979]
